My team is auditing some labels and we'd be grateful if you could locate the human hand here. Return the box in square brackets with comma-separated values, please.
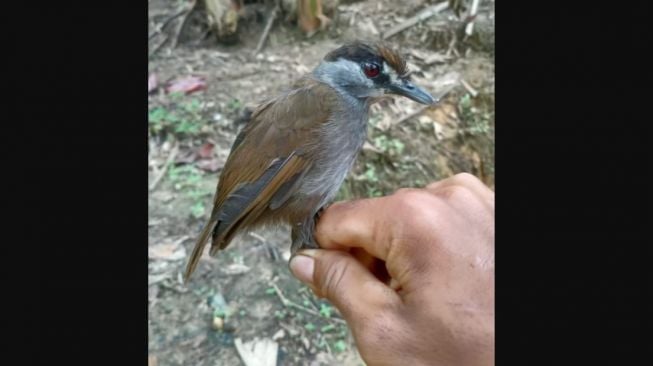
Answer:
[289, 173, 495, 366]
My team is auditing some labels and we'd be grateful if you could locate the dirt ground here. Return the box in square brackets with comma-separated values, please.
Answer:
[148, 1, 494, 365]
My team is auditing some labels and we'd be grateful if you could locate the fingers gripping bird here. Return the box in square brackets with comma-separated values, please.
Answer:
[183, 41, 436, 282]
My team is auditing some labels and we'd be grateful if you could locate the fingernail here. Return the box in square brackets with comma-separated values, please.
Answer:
[289, 254, 315, 285]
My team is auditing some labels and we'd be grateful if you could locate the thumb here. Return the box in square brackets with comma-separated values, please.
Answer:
[289, 249, 401, 322]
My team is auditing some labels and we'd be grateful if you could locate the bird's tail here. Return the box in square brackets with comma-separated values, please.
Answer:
[183, 219, 218, 284]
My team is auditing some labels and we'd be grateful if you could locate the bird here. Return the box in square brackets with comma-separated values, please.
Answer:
[183, 40, 436, 282]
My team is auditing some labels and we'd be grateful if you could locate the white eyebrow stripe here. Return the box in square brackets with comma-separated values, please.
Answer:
[383, 61, 399, 84]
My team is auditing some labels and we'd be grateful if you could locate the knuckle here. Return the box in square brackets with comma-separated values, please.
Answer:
[453, 172, 481, 186]
[388, 190, 445, 238]
[393, 187, 421, 196]
[390, 189, 436, 217]
[434, 184, 477, 204]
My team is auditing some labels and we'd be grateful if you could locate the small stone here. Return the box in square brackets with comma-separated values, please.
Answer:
[212, 316, 224, 330]
[272, 329, 285, 341]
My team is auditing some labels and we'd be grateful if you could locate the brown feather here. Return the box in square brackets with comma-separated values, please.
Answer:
[376, 44, 408, 77]
[208, 153, 311, 255]
[322, 40, 409, 77]
[183, 77, 339, 281]
[183, 218, 217, 283]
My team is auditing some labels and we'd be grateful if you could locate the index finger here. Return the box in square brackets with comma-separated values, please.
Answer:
[314, 197, 391, 258]
[314, 189, 444, 270]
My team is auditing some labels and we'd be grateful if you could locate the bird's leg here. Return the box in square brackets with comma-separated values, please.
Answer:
[314, 204, 329, 221]
[290, 209, 325, 255]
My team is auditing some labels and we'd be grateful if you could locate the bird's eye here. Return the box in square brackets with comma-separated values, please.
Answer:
[363, 63, 380, 78]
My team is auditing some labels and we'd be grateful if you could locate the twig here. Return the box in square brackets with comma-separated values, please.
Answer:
[248, 232, 267, 243]
[149, 6, 189, 40]
[253, 4, 280, 55]
[149, 34, 169, 58]
[149, 141, 179, 191]
[300, 292, 320, 312]
[321, 334, 333, 356]
[445, 30, 458, 58]
[159, 280, 189, 294]
[395, 105, 431, 125]
[411, 158, 433, 179]
[460, 79, 478, 97]
[171, 0, 198, 49]
[382, 2, 449, 39]
[192, 28, 213, 46]
[270, 283, 346, 324]
[464, 0, 481, 36]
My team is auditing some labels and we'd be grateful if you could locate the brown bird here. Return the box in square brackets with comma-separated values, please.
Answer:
[184, 41, 435, 282]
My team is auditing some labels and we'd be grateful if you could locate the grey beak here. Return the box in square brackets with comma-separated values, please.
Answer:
[388, 81, 435, 105]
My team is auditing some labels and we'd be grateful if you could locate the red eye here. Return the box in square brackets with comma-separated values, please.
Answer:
[363, 63, 380, 78]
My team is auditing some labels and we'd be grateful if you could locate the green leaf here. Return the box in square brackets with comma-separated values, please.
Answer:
[148, 107, 168, 123]
[319, 303, 332, 318]
[320, 324, 336, 332]
[190, 201, 205, 218]
[333, 339, 347, 353]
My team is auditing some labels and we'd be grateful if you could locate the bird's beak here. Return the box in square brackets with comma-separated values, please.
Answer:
[387, 80, 435, 105]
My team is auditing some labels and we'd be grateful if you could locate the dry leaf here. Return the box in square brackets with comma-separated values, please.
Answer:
[175, 149, 199, 164]
[272, 329, 285, 341]
[148, 273, 170, 285]
[222, 263, 251, 275]
[234, 337, 278, 366]
[196, 158, 222, 172]
[424, 53, 451, 65]
[205, 0, 240, 42]
[298, 0, 330, 35]
[362, 141, 383, 153]
[149, 238, 188, 261]
[151, 191, 175, 203]
[148, 73, 158, 94]
[198, 142, 215, 158]
[166, 76, 207, 94]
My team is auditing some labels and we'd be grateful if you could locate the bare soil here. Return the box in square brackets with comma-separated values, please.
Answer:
[148, 1, 494, 365]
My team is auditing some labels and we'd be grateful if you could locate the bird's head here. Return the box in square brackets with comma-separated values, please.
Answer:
[314, 41, 435, 105]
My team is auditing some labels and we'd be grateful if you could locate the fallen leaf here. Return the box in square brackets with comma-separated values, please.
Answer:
[272, 329, 285, 341]
[424, 53, 451, 65]
[148, 273, 170, 286]
[196, 159, 222, 172]
[409, 49, 429, 60]
[148, 285, 159, 302]
[166, 76, 207, 94]
[175, 149, 199, 164]
[234, 337, 279, 366]
[148, 73, 158, 94]
[148, 218, 164, 226]
[311, 352, 338, 366]
[198, 143, 215, 159]
[222, 263, 251, 275]
[362, 141, 383, 154]
[298, 0, 329, 35]
[151, 191, 175, 203]
[149, 238, 188, 261]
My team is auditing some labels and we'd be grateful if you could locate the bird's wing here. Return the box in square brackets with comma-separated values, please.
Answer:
[184, 78, 338, 281]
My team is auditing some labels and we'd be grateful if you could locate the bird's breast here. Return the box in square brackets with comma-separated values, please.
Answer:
[294, 109, 368, 204]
